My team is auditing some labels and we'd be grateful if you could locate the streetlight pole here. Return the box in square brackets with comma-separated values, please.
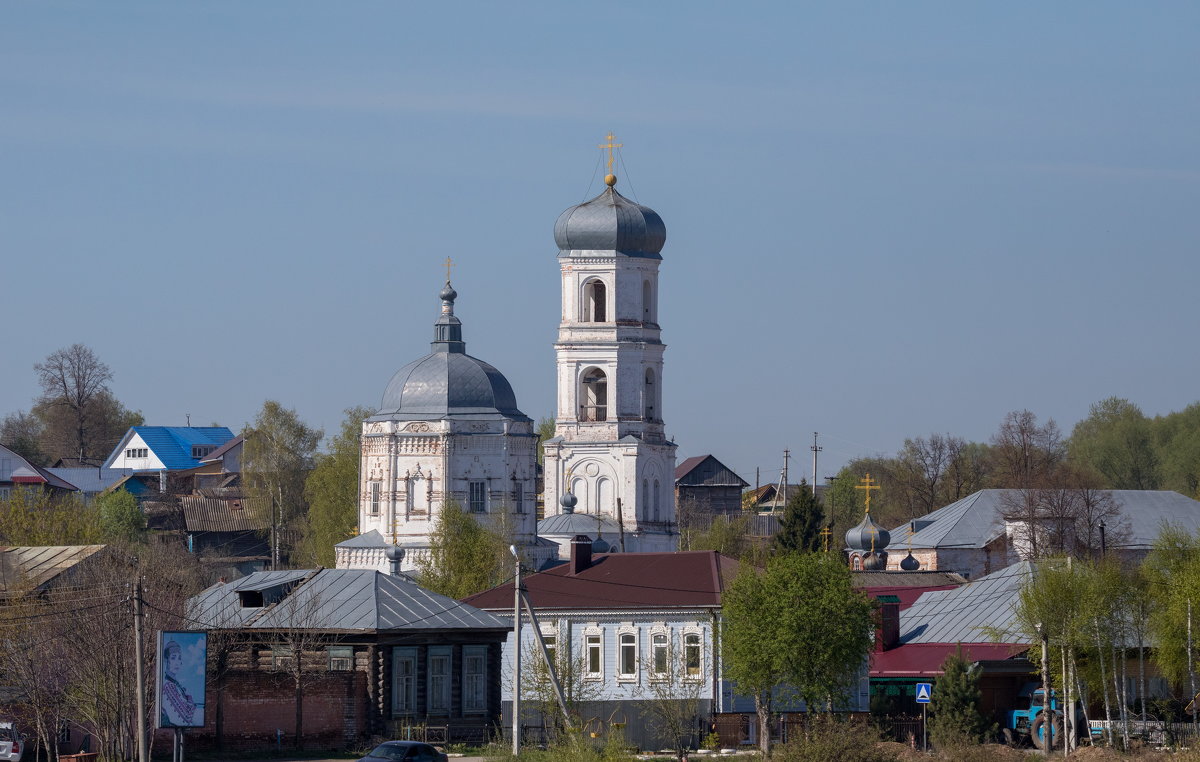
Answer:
[511, 547, 522, 757]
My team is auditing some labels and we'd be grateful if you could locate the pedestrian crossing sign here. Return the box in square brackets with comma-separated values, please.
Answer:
[915, 683, 932, 703]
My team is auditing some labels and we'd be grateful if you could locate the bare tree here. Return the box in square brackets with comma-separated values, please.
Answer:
[262, 587, 336, 750]
[635, 647, 706, 759]
[33, 344, 127, 464]
[991, 410, 1066, 489]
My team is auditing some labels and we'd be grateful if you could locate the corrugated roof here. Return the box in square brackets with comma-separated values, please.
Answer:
[464, 550, 738, 611]
[180, 495, 269, 532]
[45, 468, 132, 494]
[187, 568, 507, 632]
[0, 545, 108, 594]
[871, 643, 1028, 678]
[892, 489, 1200, 551]
[899, 561, 1034, 646]
[109, 427, 235, 471]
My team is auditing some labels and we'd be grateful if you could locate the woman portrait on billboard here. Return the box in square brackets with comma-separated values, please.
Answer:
[160, 639, 197, 727]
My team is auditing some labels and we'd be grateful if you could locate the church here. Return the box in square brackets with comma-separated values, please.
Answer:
[336, 157, 678, 572]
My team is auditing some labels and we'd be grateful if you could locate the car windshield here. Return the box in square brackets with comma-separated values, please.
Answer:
[0, 729, 15, 741]
[368, 745, 410, 761]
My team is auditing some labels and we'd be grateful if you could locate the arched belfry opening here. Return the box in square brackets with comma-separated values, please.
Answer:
[642, 279, 653, 323]
[580, 367, 608, 422]
[585, 279, 607, 322]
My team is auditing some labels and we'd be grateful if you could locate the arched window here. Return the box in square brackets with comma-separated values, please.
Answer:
[585, 279, 607, 322]
[570, 477, 586, 510]
[653, 479, 661, 521]
[597, 477, 613, 516]
[642, 279, 652, 322]
[642, 479, 649, 521]
[643, 369, 655, 421]
[580, 368, 608, 422]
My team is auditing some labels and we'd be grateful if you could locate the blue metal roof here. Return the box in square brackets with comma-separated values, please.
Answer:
[127, 426, 235, 471]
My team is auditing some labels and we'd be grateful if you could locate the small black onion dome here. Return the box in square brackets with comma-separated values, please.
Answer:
[440, 282, 457, 302]
[845, 512, 891, 552]
[900, 552, 921, 571]
[862, 551, 888, 571]
[560, 491, 578, 514]
[554, 186, 666, 258]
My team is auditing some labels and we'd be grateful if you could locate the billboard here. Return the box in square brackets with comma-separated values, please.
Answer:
[156, 631, 207, 729]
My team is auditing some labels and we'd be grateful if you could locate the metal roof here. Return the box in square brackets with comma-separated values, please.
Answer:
[536, 512, 621, 536]
[45, 467, 132, 494]
[187, 568, 507, 632]
[465, 551, 738, 612]
[105, 427, 235, 471]
[0, 545, 108, 594]
[871, 643, 1028, 678]
[892, 489, 1200, 550]
[335, 529, 392, 548]
[554, 186, 666, 259]
[179, 495, 269, 532]
[674, 454, 749, 487]
[0, 445, 79, 491]
[899, 561, 1034, 646]
[375, 351, 528, 421]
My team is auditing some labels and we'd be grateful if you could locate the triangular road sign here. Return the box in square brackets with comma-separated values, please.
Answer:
[915, 683, 932, 703]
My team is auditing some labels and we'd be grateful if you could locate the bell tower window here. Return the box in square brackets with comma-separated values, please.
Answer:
[580, 368, 608, 422]
[585, 280, 607, 322]
[642, 279, 652, 322]
[644, 369, 656, 421]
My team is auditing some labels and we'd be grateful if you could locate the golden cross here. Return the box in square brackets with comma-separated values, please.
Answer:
[867, 524, 878, 553]
[820, 525, 832, 553]
[855, 473, 881, 514]
[443, 256, 454, 283]
[599, 132, 622, 172]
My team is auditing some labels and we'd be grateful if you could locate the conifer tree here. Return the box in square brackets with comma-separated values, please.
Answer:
[773, 479, 824, 554]
[927, 647, 993, 747]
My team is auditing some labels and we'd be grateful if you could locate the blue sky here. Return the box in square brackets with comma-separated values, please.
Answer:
[3, 2, 1197, 485]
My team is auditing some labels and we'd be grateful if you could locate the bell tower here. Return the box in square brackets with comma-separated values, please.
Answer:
[541, 139, 677, 553]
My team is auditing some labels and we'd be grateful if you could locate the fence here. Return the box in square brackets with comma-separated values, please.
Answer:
[1088, 720, 1200, 747]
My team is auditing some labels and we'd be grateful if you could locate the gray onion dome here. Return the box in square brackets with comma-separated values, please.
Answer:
[554, 186, 666, 258]
[862, 551, 888, 571]
[845, 512, 891, 552]
[560, 491, 578, 514]
[900, 552, 921, 571]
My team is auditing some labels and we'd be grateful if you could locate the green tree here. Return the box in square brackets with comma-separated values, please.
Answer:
[242, 400, 323, 569]
[1144, 526, 1200, 706]
[417, 501, 511, 599]
[773, 479, 824, 554]
[302, 406, 372, 567]
[927, 648, 993, 747]
[0, 411, 47, 465]
[684, 513, 756, 560]
[535, 416, 556, 465]
[96, 488, 144, 544]
[1070, 397, 1159, 489]
[0, 488, 102, 545]
[1154, 403, 1200, 499]
[722, 552, 875, 756]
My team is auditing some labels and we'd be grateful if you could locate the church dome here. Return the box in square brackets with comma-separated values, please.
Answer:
[845, 512, 891, 553]
[553, 186, 666, 258]
[375, 283, 531, 422]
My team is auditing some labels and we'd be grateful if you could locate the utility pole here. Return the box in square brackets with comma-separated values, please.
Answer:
[776, 449, 790, 511]
[810, 432, 821, 497]
[616, 498, 626, 552]
[133, 577, 148, 762]
[1190, 597, 1196, 726]
[511, 550, 522, 756]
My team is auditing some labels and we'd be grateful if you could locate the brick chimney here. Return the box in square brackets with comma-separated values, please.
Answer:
[876, 600, 900, 652]
[570, 535, 593, 575]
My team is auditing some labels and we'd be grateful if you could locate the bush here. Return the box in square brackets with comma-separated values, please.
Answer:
[770, 715, 894, 762]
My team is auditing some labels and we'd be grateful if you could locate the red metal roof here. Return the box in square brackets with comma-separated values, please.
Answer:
[870, 643, 1028, 678]
[463, 550, 739, 611]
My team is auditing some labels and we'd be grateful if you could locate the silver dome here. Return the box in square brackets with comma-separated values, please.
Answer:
[554, 186, 666, 258]
[845, 512, 891, 552]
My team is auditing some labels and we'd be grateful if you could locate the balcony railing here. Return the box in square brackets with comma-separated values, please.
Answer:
[579, 405, 608, 422]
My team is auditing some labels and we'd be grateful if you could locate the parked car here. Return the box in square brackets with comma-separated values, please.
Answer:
[0, 722, 24, 762]
[356, 741, 447, 762]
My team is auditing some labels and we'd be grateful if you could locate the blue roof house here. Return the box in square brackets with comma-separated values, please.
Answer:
[103, 426, 235, 472]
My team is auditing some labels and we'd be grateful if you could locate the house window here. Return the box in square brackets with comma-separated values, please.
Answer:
[428, 646, 452, 713]
[541, 633, 556, 666]
[392, 647, 417, 715]
[370, 482, 381, 515]
[618, 632, 637, 678]
[0, 487, 9, 500]
[328, 646, 353, 671]
[463, 646, 487, 714]
[126, 448, 149, 459]
[469, 480, 487, 513]
[684, 633, 702, 679]
[585, 634, 602, 679]
[191, 445, 216, 459]
[651, 633, 669, 678]
[513, 481, 524, 514]
[270, 646, 295, 672]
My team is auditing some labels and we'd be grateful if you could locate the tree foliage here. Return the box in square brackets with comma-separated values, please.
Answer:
[242, 400, 322, 567]
[773, 479, 824, 554]
[302, 406, 372, 567]
[0, 488, 102, 545]
[417, 500, 512, 599]
[1070, 397, 1159, 490]
[928, 648, 993, 747]
[536, 416, 556, 465]
[721, 552, 875, 756]
[96, 488, 145, 544]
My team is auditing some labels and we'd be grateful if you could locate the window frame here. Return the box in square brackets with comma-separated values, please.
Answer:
[469, 480, 487, 513]
[584, 628, 603, 681]
[683, 631, 703, 681]
[328, 645, 354, 671]
[427, 645, 452, 714]
[392, 647, 417, 716]
[462, 645, 488, 714]
[650, 630, 670, 680]
[370, 481, 381, 515]
[617, 628, 638, 681]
